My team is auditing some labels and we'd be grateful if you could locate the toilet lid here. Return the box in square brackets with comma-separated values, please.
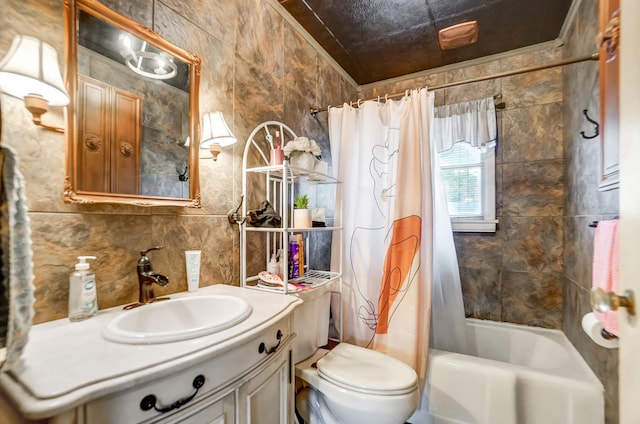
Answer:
[316, 343, 418, 395]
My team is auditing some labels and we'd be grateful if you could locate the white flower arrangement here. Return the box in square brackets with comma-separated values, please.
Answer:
[283, 136, 322, 160]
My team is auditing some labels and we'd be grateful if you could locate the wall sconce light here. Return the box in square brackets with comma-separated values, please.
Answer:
[200, 112, 236, 161]
[0, 35, 69, 133]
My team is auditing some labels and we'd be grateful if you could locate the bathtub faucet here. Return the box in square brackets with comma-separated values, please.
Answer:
[125, 246, 170, 310]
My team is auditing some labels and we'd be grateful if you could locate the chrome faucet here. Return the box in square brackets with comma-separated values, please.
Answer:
[124, 246, 170, 310]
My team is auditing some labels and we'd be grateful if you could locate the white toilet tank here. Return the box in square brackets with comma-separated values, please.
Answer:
[293, 285, 332, 363]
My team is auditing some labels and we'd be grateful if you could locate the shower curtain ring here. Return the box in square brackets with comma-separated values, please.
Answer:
[385, 94, 388, 102]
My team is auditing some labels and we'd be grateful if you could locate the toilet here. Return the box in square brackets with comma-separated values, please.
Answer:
[293, 286, 420, 424]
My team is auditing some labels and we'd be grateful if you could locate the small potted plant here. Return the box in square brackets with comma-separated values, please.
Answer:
[293, 194, 312, 228]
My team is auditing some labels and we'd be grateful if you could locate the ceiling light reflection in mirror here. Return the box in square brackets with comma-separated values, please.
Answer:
[119, 36, 178, 80]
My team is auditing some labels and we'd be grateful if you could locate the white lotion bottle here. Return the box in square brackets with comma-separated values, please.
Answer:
[69, 256, 98, 322]
[277, 249, 285, 279]
[267, 253, 279, 276]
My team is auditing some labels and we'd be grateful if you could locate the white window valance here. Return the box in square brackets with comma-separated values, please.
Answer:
[433, 97, 497, 153]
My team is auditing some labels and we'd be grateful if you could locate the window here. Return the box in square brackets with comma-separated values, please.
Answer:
[433, 97, 498, 233]
[438, 142, 496, 232]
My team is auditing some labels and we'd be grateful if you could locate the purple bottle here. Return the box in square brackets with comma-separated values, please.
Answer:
[288, 235, 300, 279]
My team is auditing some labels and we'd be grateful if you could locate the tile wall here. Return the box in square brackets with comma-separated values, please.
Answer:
[562, 0, 619, 422]
[1, 0, 355, 323]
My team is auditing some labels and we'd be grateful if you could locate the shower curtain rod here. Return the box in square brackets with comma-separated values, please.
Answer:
[310, 51, 599, 116]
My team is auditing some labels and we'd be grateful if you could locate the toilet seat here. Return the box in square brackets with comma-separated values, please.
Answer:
[316, 343, 418, 396]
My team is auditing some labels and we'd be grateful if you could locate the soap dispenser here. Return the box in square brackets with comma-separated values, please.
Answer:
[69, 255, 98, 322]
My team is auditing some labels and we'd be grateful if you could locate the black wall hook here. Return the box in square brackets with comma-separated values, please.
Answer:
[580, 109, 600, 139]
[177, 163, 189, 182]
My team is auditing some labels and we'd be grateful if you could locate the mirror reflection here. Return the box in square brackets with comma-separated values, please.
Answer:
[65, 0, 201, 206]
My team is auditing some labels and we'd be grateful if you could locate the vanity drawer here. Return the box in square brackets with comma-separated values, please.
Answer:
[84, 318, 292, 424]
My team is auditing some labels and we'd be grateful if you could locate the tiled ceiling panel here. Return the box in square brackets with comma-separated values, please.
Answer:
[279, 0, 573, 84]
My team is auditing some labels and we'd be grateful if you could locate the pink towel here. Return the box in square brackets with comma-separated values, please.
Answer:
[592, 219, 620, 336]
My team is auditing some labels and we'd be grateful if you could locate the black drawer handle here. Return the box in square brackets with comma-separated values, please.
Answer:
[140, 374, 205, 414]
[258, 330, 283, 355]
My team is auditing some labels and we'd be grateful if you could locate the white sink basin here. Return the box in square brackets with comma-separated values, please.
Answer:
[102, 295, 252, 344]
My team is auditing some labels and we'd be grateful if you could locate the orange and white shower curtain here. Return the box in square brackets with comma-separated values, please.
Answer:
[329, 89, 434, 377]
[329, 90, 491, 422]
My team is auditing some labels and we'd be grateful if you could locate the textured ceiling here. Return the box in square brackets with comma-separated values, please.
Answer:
[279, 0, 574, 85]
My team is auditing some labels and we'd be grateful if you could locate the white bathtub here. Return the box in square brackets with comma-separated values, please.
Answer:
[425, 319, 604, 424]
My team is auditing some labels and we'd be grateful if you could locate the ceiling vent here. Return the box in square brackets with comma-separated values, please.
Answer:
[438, 21, 479, 50]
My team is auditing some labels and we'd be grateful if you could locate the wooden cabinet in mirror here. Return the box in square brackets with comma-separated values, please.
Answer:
[63, 0, 202, 207]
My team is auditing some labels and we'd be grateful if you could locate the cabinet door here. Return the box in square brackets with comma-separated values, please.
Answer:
[76, 75, 141, 195]
[77, 75, 110, 193]
[155, 391, 235, 424]
[237, 349, 293, 424]
[110, 88, 141, 195]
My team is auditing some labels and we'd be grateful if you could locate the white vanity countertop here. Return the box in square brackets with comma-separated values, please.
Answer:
[0, 284, 302, 418]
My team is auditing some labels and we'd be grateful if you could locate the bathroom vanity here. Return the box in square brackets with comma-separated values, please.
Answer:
[0, 284, 301, 423]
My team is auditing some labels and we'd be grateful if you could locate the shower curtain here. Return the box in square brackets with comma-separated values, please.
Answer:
[329, 89, 496, 424]
[329, 89, 471, 421]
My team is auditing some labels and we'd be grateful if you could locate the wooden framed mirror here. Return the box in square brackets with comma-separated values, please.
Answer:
[63, 0, 201, 207]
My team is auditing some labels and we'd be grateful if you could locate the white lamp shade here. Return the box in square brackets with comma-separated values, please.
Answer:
[0, 35, 69, 106]
[200, 111, 236, 148]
